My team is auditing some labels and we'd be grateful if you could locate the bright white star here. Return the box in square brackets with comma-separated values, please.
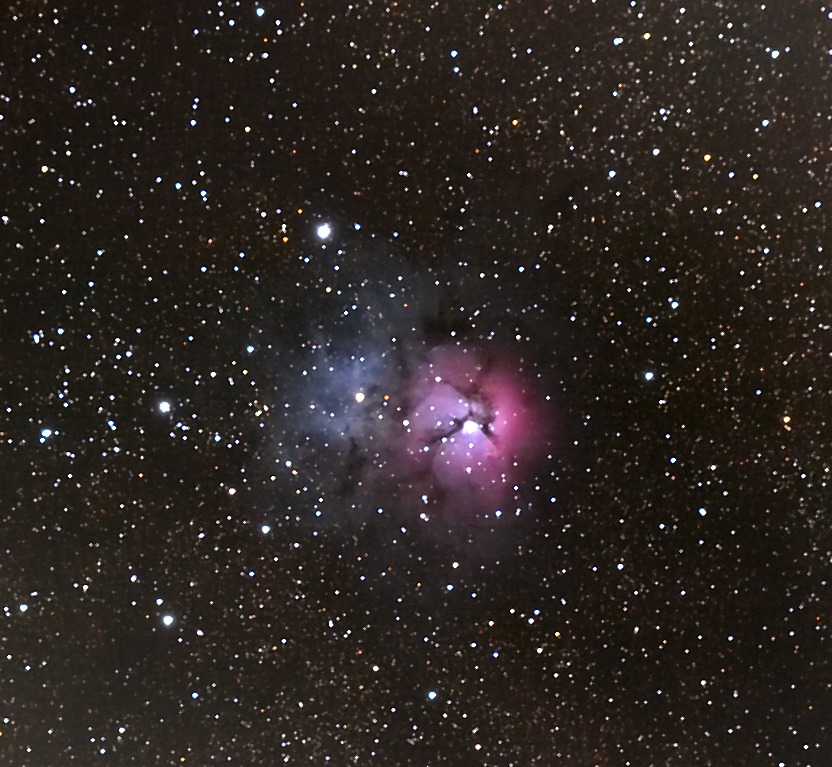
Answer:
[462, 419, 479, 435]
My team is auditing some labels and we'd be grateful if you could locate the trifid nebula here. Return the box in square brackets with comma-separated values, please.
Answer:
[2, 1, 830, 765]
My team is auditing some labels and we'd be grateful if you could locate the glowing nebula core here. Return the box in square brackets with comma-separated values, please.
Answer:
[397, 344, 545, 517]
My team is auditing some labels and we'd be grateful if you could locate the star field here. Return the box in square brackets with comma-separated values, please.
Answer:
[2, 1, 830, 764]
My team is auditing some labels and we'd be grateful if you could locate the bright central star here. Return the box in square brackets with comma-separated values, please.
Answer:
[462, 419, 479, 435]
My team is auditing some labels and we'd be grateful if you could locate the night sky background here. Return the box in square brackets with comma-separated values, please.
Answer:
[2, 1, 830, 765]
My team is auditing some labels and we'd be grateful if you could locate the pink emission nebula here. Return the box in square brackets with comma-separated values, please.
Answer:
[398, 344, 549, 516]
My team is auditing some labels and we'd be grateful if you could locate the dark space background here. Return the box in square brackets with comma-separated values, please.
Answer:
[2, 1, 830, 764]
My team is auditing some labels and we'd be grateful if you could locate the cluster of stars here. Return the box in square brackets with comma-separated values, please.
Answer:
[2, 1, 827, 764]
